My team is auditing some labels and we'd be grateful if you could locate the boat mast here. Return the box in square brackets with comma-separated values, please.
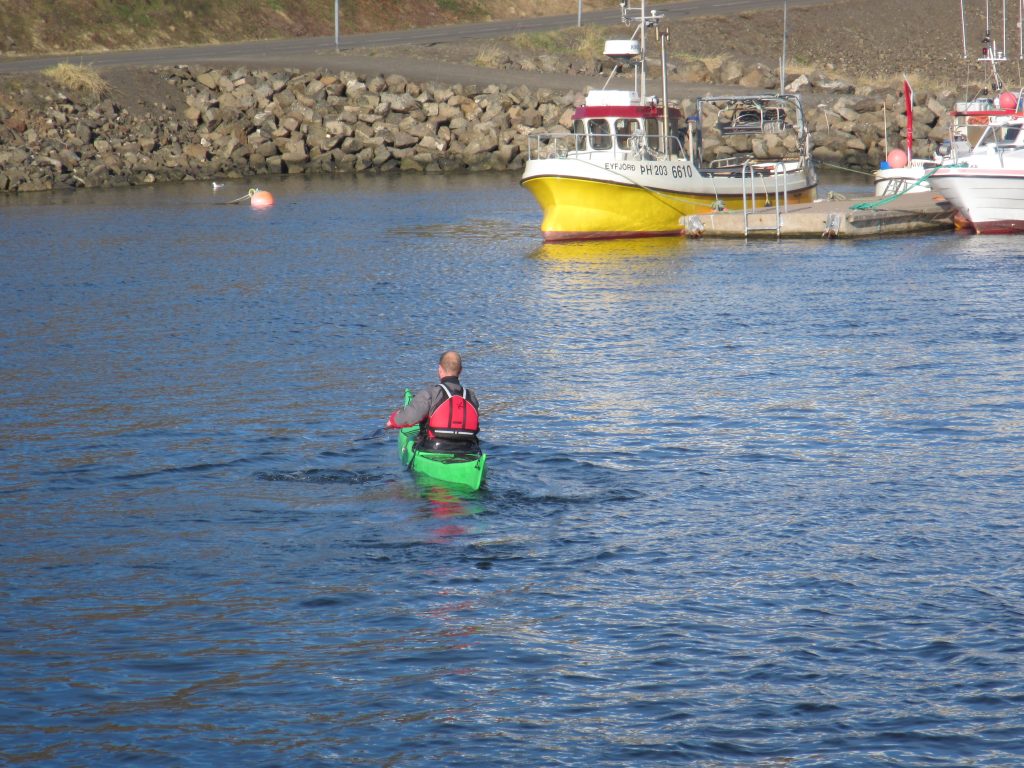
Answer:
[659, 19, 670, 156]
[963, 0, 1010, 91]
[982, 0, 1007, 91]
[620, 0, 647, 101]
[622, 0, 672, 155]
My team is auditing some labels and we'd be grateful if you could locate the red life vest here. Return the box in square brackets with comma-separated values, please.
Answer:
[426, 383, 479, 441]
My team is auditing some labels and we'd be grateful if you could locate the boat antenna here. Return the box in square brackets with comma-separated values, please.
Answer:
[1004, 0, 1008, 63]
[961, 0, 969, 58]
[637, 0, 647, 102]
[780, 0, 788, 94]
[975, 0, 1008, 91]
[1016, 0, 1023, 92]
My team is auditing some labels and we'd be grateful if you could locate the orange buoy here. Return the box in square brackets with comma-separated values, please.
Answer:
[250, 188, 274, 208]
[999, 91, 1019, 110]
[886, 149, 908, 169]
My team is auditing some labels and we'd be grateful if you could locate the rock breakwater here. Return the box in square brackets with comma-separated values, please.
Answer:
[0, 64, 956, 193]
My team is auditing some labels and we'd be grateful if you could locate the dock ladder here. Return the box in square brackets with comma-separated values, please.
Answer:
[742, 161, 789, 237]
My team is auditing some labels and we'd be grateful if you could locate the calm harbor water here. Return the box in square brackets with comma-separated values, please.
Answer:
[2, 171, 1023, 767]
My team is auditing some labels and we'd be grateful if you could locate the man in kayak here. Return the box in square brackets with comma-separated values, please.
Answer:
[386, 350, 481, 452]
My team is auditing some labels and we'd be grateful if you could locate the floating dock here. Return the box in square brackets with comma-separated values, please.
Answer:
[683, 192, 955, 238]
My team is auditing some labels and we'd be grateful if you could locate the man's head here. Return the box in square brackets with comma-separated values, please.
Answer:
[438, 350, 463, 378]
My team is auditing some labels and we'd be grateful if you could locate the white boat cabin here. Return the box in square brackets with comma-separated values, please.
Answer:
[569, 90, 682, 159]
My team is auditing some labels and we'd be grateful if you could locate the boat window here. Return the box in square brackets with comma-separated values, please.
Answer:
[979, 124, 1023, 146]
[588, 119, 612, 150]
[615, 119, 641, 149]
[572, 120, 587, 151]
[644, 119, 662, 152]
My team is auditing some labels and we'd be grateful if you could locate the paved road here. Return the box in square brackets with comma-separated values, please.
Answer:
[0, 0, 832, 76]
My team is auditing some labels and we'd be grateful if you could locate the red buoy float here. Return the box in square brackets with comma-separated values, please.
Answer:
[250, 188, 274, 208]
[886, 149, 908, 169]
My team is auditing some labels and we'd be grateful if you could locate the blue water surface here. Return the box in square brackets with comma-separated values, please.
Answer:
[1, 171, 1023, 767]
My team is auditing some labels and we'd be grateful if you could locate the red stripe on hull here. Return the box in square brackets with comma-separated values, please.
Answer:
[969, 219, 1024, 235]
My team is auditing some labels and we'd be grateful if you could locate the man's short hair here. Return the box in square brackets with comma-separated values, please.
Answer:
[439, 350, 462, 375]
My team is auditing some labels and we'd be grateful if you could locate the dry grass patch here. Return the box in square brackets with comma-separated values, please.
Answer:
[41, 62, 109, 99]
[474, 44, 507, 67]
[571, 25, 607, 59]
[512, 25, 616, 59]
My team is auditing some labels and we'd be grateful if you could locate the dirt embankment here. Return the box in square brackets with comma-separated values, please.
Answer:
[3, 0, 1014, 98]
[0, 0, 607, 56]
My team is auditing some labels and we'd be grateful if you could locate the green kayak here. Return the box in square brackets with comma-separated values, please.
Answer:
[397, 389, 487, 491]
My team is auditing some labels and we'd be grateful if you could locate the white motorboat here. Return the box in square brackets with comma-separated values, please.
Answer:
[874, 0, 1024, 197]
[929, 119, 1024, 233]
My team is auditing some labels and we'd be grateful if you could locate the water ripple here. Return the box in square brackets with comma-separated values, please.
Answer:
[2, 175, 1023, 767]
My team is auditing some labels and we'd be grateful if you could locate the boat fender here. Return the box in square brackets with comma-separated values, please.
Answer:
[822, 212, 842, 239]
[684, 215, 705, 238]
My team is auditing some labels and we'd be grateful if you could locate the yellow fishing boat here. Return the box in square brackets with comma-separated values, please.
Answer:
[521, 1, 817, 241]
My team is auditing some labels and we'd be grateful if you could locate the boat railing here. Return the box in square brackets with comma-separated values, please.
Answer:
[527, 132, 588, 161]
[718, 107, 788, 135]
[702, 152, 805, 176]
[662, 134, 684, 160]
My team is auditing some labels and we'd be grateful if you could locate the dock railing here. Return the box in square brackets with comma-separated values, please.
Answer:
[742, 161, 789, 237]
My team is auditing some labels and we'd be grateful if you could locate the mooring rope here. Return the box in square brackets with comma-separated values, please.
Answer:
[849, 165, 947, 210]
[816, 161, 876, 177]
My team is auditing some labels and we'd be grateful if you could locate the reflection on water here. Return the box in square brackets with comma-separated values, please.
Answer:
[529, 236, 688, 262]
[417, 482, 485, 543]
[3, 171, 1024, 767]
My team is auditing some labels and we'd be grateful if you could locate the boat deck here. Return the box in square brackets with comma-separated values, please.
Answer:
[683, 191, 955, 238]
